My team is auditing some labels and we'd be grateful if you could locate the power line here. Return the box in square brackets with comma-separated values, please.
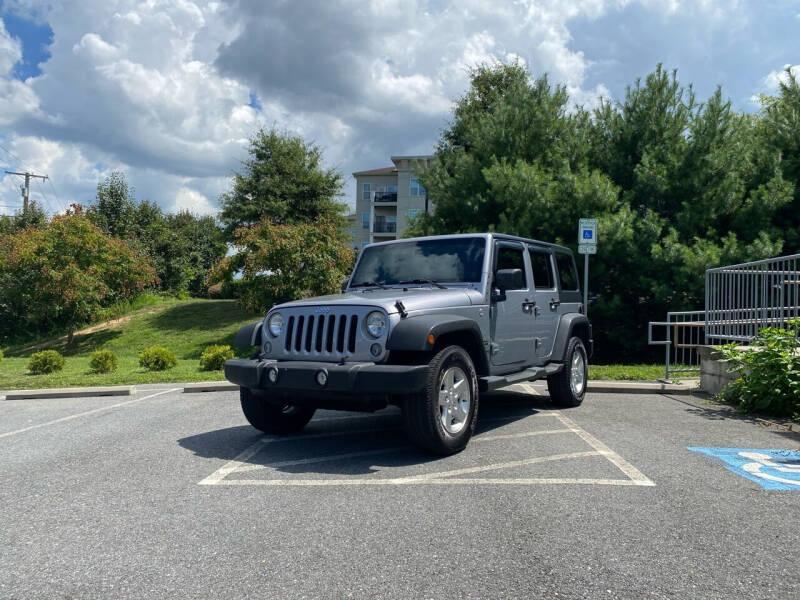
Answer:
[45, 176, 69, 214]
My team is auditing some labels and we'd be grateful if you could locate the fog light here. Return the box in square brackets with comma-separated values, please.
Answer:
[370, 343, 382, 357]
[267, 367, 279, 384]
[264, 341, 272, 354]
[316, 370, 328, 387]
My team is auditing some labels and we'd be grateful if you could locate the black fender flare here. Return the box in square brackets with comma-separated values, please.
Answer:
[551, 313, 593, 361]
[234, 321, 264, 347]
[387, 314, 484, 353]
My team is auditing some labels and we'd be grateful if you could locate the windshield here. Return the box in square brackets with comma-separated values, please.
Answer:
[351, 237, 486, 286]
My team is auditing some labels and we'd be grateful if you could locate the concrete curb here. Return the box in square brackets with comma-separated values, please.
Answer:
[183, 382, 239, 393]
[587, 380, 699, 395]
[2, 386, 136, 400]
[1, 379, 701, 399]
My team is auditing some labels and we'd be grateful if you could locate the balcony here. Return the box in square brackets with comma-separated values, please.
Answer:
[373, 191, 397, 203]
[373, 221, 397, 233]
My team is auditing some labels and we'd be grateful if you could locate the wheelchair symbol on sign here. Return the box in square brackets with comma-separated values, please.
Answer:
[739, 452, 800, 487]
[687, 447, 800, 490]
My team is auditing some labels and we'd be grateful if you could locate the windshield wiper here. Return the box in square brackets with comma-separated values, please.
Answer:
[397, 279, 447, 289]
[350, 280, 388, 290]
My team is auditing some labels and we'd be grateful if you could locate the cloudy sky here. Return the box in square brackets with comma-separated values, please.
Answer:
[0, 0, 798, 217]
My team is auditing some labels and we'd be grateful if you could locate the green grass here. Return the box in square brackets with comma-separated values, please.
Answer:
[589, 363, 666, 381]
[0, 298, 261, 390]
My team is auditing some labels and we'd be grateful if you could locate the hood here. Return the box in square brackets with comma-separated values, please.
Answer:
[272, 287, 483, 315]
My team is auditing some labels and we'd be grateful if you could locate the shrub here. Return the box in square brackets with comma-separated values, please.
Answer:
[28, 350, 65, 374]
[718, 318, 800, 419]
[199, 344, 234, 371]
[0, 348, 4, 362]
[138, 346, 177, 371]
[89, 349, 119, 373]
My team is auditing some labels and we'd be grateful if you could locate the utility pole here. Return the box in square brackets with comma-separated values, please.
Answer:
[4, 170, 48, 212]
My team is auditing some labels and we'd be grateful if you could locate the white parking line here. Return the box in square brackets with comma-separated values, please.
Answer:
[552, 412, 654, 486]
[199, 405, 655, 487]
[205, 477, 652, 487]
[0, 388, 181, 440]
[207, 429, 574, 478]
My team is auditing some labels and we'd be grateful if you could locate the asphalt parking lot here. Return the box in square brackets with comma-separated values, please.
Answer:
[1, 385, 799, 599]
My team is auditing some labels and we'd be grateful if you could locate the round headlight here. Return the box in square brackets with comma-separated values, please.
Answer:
[267, 313, 284, 337]
[365, 311, 387, 338]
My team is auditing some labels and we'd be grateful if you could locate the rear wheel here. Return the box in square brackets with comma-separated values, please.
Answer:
[547, 337, 588, 407]
[402, 345, 479, 455]
[240, 387, 316, 434]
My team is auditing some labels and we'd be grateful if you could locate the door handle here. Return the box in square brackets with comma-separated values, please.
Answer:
[549, 298, 561, 310]
[522, 299, 536, 312]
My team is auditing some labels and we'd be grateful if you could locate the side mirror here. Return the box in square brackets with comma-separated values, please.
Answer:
[341, 278, 350, 293]
[495, 268, 523, 291]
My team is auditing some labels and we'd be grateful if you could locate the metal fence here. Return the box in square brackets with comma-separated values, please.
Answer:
[647, 311, 707, 380]
[705, 254, 800, 343]
[648, 254, 800, 379]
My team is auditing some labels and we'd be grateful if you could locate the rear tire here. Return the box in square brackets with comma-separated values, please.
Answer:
[547, 337, 588, 408]
[402, 345, 479, 455]
[240, 387, 316, 434]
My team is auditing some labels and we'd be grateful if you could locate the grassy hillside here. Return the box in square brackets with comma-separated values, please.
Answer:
[0, 298, 261, 390]
[0, 296, 666, 390]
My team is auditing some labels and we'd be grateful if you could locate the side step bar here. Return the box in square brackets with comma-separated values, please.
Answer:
[479, 363, 563, 392]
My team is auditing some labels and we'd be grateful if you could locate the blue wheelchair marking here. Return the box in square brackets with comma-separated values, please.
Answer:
[582, 229, 593, 240]
[688, 447, 800, 491]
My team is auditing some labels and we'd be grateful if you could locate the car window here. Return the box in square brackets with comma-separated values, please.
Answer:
[529, 248, 555, 290]
[495, 245, 527, 290]
[351, 237, 486, 285]
[555, 252, 579, 291]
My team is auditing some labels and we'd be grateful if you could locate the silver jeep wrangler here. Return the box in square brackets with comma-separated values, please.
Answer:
[225, 233, 593, 455]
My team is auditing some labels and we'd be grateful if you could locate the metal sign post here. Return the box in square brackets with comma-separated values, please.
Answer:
[578, 218, 598, 317]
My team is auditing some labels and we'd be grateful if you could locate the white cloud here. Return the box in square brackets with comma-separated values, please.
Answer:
[0, 18, 22, 74]
[172, 185, 215, 215]
[763, 64, 800, 92]
[0, 0, 796, 216]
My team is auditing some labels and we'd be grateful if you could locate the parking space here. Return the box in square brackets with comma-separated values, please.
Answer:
[199, 385, 653, 488]
[1, 385, 799, 599]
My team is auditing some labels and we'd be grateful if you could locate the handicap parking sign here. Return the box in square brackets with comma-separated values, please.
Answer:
[688, 447, 800, 491]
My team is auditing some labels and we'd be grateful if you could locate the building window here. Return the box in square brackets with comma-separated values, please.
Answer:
[361, 212, 369, 229]
[410, 176, 425, 197]
[408, 209, 422, 219]
[362, 183, 371, 200]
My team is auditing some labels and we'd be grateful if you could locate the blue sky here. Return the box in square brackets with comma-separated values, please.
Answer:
[0, 0, 798, 216]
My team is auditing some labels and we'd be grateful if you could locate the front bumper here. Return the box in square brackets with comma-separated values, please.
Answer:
[224, 358, 428, 395]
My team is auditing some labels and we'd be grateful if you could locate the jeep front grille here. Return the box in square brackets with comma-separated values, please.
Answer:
[272, 308, 372, 362]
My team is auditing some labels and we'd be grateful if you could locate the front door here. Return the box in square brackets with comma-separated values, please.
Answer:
[528, 246, 560, 363]
[490, 243, 536, 366]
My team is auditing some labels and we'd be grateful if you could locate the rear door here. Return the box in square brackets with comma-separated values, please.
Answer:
[490, 242, 535, 367]
[528, 246, 560, 363]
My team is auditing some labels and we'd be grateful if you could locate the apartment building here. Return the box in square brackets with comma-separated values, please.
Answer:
[349, 155, 433, 248]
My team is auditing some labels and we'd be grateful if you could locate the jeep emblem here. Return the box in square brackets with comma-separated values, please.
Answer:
[314, 306, 331, 314]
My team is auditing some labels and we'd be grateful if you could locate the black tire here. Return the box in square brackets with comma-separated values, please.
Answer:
[240, 387, 316, 434]
[402, 345, 479, 455]
[547, 337, 588, 408]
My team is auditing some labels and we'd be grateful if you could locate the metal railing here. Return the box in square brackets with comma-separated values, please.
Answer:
[648, 254, 800, 378]
[373, 221, 397, 233]
[648, 311, 707, 379]
[373, 192, 397, 203]
[706, 254, 800, 343]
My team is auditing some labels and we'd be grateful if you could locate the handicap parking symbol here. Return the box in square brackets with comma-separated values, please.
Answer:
[688, 447, 800, 491]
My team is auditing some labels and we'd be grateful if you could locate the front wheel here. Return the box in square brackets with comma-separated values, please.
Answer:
[240, 387, 316, 434]
[547, 337, 588, 407]
[402, 345, 479, 455]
